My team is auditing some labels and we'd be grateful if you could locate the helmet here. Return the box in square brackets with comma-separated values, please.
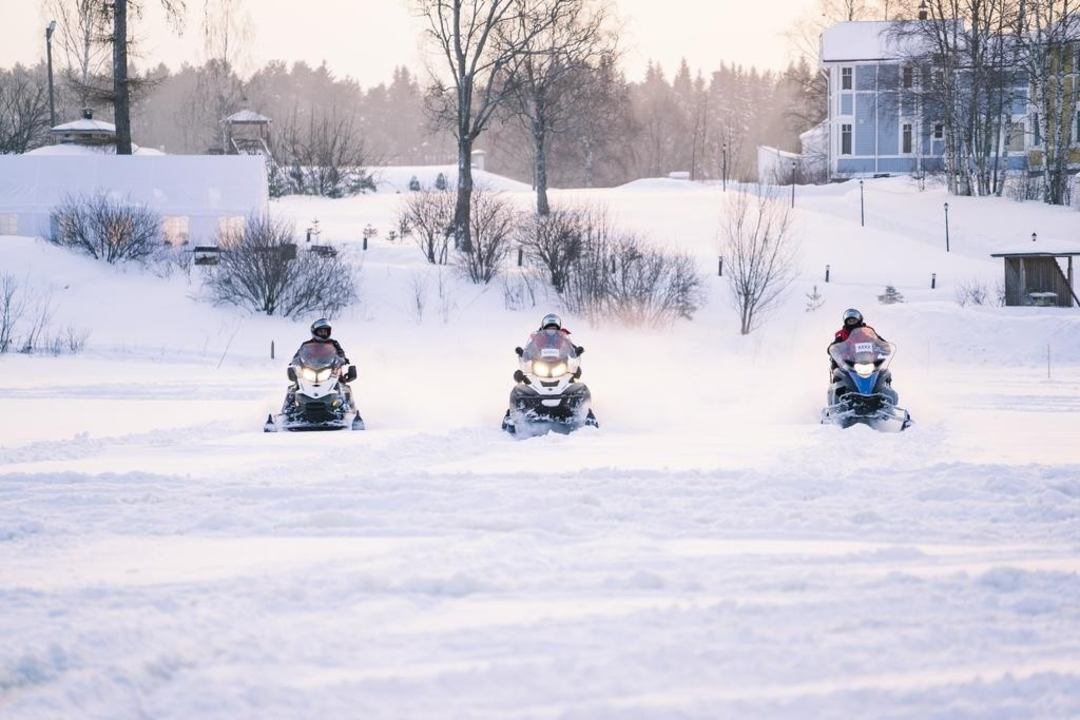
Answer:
[310, 318, 332, 340]
[842, 308, 863, 328]
[540, 313, 562, 331]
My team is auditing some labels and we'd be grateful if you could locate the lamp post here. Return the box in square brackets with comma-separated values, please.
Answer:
[943, 202, 950, 253]
[859, 179, 865, 227]
[45, 20, 56, 129]
[722, 143, 728, 192]
[791, 158, 797, 209]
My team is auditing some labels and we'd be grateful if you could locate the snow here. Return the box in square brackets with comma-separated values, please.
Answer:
[820, 21, 931, 62]
[2, 172, 1080, 718]
[25, 142, 165, 156]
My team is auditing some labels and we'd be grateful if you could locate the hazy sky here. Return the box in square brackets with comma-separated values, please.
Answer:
[0, 0, 817, 86]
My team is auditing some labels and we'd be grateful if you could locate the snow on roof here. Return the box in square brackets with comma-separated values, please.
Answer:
[50, 117, 116, 133]
[26, 143, 164, 157]
[820, 21, 930, 62]
[990, 237, 1080, 257]
[225, 110, 271, 124]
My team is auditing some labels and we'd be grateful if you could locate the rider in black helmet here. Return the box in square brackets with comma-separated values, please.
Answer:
[828, 307, 891, 383]
[293, 318, 349, 364]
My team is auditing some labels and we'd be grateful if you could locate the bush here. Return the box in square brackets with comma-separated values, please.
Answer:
[401, 189, 455, 264]
[50, 192, 161, 264]
[455, 191, 517, 284]
[206, 214, 357, 318]
[516, 207, 585, 294]
[955, 279, 989, 307]
[0, 274, 88, 355]
[561, 208, 705, 327]
[878, 285, 905, 304]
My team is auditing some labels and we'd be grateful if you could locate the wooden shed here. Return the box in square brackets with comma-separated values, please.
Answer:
[990, 251, 1080, 307]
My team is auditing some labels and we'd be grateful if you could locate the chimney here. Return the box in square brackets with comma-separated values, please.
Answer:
[82, 108, 93, 120]
[918, 1, 928, 20]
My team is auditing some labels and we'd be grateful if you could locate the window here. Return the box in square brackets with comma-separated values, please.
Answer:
[161, 216, 190, 246]
[902, 65, 915, 89]
[217, 216, 245, 246]
[902, 123, 914, 154]
[841, 124, 853, 155]
[1007, 121, 1025, 152]
[841, 67, 853, 91]
[0, 213, 16, 235]
[933, 123, 944, 140]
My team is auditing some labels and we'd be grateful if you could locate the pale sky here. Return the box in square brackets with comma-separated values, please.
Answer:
[0, 0, 818, 86]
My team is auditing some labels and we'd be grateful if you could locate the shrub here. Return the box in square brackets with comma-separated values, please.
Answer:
[401, 189, 455, 264]
[206, 214, 357, 318]
[50, 192, 161, 264]
[516, 207, 585, 294]
[455, 190, 516, 284]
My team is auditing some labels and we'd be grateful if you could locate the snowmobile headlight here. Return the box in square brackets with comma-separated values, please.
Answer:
[532, 361, 550, 377]
[550, 362, 567, 377]
[853, 362, 876, 377]
[316, 368, 332, 382]
[301, 367, 318, 382]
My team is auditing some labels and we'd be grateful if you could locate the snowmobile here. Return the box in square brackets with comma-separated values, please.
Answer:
[264, 343, 364, 432]
[820, 326, 911, 432]
[501, 332, 598, 436]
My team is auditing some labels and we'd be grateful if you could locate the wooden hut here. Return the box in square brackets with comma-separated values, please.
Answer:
[990, 250, 1080, 307]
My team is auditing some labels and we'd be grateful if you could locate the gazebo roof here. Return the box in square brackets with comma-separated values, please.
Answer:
[50, 118, 116, 134]
[224, 110, 271, 124]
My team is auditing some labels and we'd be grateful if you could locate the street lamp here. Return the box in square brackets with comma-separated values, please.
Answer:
[943, 201, 950, 253]
[722, 143, 728, 192]
[45, 20, 57, 129]
[859, 179, 865, 227]
[791, 158, 797, 209]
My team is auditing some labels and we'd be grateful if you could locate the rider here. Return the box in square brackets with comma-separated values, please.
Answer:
[286, 318, 354, 410]
[515, 313, 584, 361]
[828, 308, 891, 383]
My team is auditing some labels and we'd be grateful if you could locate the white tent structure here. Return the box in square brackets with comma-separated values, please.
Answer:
[0, 155, 269, 245]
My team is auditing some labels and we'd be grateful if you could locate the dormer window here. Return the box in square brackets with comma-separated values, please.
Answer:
[841, 67, 853, 90]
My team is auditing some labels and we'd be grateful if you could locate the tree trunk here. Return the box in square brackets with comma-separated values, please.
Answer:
[455, 134, 474, 252]
[534, 118, 550, 216]
[113, 0, 132, 155]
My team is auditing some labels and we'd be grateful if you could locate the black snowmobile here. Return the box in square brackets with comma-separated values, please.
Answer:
[264, 343, 364, 432]
[501, 330, 598, 436]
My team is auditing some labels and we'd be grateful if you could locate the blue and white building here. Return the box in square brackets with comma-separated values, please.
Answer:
[819, 21, 1041, 181]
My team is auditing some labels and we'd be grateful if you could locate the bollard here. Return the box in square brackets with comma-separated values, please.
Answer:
[363, 236, 368, 251]
[517, 247, 524, 267]
[718, 256, 723, 277]
[825, 264, 831, 283]
[271, 340, 275, 360]
[611, 256, 617, 274]
[931, 272, 936, 289]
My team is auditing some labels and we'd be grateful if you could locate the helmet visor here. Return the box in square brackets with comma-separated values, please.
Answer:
[313, 326, 331, 339]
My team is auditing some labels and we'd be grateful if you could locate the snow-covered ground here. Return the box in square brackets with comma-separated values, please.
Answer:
[2, 174, 1079, 718]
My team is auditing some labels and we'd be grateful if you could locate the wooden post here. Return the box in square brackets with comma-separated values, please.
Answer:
[271, 340, 275, 360]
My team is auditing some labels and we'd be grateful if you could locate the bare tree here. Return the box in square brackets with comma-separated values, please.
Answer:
[47, 0, 111, 111]
[401, 189, 456, 264]
[415, 0, 554, 250]
[506, 0, 615, 214]
[110, 0, 187, 155]
[207, 214, 357, 317]
[0, 65, 51, 153]
[455, 190, 517, 283]
[721, 189, 799, 335]
[50, 192, 162, 263]
[516, 204, 585, 292]
[0, 275, 27, 353]
[1013, 0, 1080, 205]
[277, 107, 374, 197]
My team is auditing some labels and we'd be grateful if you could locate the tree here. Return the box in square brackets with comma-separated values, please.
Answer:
[415, 0, 555, 250]
[110, 0, 187, 155]
[506, 0, 615, 214]
[0, 64, 51, 153]
[722, 189, 799, 335]
[47, 0, 111, 112]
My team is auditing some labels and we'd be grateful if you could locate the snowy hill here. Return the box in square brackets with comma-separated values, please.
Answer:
[2, 176, 1080, 719]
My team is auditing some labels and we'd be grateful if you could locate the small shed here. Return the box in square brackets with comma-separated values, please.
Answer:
[990, 249, 1080, 307]
[223, 110, 272, 159]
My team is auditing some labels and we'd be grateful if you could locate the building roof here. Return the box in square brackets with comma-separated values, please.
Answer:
[225, 110, 271, 124]
[26, 143, 164, 156]
[50, 118, 116, 134]
[820, 21, 935, 63]
[991, 251, 1080, 258]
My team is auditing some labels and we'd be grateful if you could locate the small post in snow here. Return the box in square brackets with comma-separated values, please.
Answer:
[825, 264, 831, 283]
[271, 340, 275, 360]
[611, 256, 617, 274]
[517, 247, 524, 267]
[931, 273, 936, 289]
[859, 179, 865, 227]
[943, 202, 950, 253]
[362, 236, 368, 251]
[718, 256, 723, 277]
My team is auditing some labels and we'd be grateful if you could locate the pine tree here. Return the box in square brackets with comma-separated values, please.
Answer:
[878, 285, 905, 304]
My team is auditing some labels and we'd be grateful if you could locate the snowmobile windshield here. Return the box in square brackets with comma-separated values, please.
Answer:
[296, 342, 341, 369]
[830, 327, 895, 369]
[521, 331, 577, 378]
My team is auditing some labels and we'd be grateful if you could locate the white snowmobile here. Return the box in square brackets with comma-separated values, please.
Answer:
[264, 343, 364, 432]
[501, 330, 598, 436]
[820, 327, 911, 432]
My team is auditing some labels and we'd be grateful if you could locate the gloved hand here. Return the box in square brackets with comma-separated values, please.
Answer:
[513, 369, 530, 384]
[515, 346, 524, 357]
[575, 345, 585, 355]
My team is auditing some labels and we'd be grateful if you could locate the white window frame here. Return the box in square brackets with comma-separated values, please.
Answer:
[933, 123, 944, 140]
[840, 123, 853, 156]
[841, 66, 853, 91]
[0, 213, 17, 235]
[901, 122, 914, 155]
